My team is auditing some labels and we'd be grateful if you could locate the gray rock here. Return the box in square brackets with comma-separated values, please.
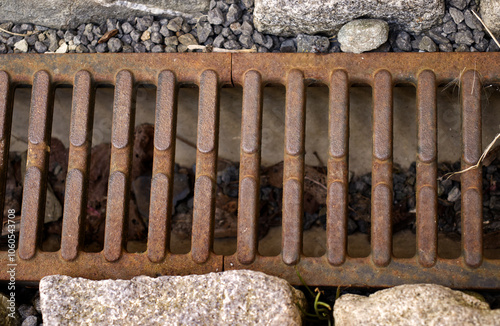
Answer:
[395, 31, 412, 51]
[18, 304, 37, 320]
[464, 9, 482, 30]
[208, 7, 225, 25]
[107, 37, 122, 52]
[136, 16, 153, 32]
[449, 0, 466, 10]
[239, 34, 254, 48]
[159, 24, 172, 37]
[241, 0, 254, 9]
[164, 35, 179, 46]
[40, 271, 306, 326]
[34, 41, 48, 53]
[481, 0, 500, 36]
[447, 186, 461, 202]
[196, 21, 212, 43]
[121, 22, 134, 34]
[76, 44, 89, 53]
[296, 34, 329, 53]
[240, 21, 254, 36]
[488, 39, 500, 52]
[150, 32, 163, 44]
[133, 42, 147, 52]
[442, 20, 457, 34]
[167, 17, 184, 32]
[21, 315, 38, 326]
[95, 42, 107, 52]
[338, 19, 389, 53]
[224, 39, 241, 49]
[130, 29, 141, 42]
[334, 284, 500, 326]
[151, 44, 164, 52]
[457, 21, 468, 31]
[475, 38, 489, 51]
[439, 42, 453, 52]
[14, 39, 29, 52]
[213, 34, 225, 47]
[226, 4, 242, 25]
[455, 30, 474, 45]
[419, 36, 437, 52]
[178, 33, 198, 45]
[0, 0, 209, 29]
[428, 29, 449, 44]
[449, 7, 464, 25]
[280, 39, 296, 52]
[164, 45, 177, 52]
[254, 0, 444, 37]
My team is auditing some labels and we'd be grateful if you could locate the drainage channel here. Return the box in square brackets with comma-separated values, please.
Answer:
[0, 53, 499, 288]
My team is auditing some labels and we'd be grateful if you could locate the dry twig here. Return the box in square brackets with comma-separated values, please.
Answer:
[0, 27, 36, 37]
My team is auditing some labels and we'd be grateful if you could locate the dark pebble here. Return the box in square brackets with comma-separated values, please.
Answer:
[226, 4, 242, 24]
[213, 34, 225, 47]
[95, 42, 108, 52]
[135, 16, 153, 32]
[107, 37, 122, 52]
[133, 42, 147, 52]
[280, 39, 296, 52]
[34, 41, 47, 53]
[130, 30, 141, 42]
[121, 22, 134, 34]
[208, 7, 225, 25]
[449, 7, 464, 25]
[151, 44, 164, 52]
[464, 9, 482, 30]
[443, 20, 457, 34]
[239, 34, 254, 48]
[395, 31, 412, 51]
[150, 32, 163, 44]
[455, 30, 474, 45]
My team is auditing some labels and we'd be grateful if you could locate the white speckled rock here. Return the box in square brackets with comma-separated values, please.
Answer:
[480, 0, 500, 36]
[334, 284, 500, 326]
[338, 19, 389, 53]
[254, 0, 444, 37]
[40, 270, 306, 325]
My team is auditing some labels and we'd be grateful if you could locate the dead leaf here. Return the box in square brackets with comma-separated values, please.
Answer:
[98, 29, 118, 44]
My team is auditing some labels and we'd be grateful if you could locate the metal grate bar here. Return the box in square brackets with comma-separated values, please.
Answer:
[371, 70, 393, 267]
[192, 70, 220, 264]
[0, 71, 12, 225]
[61, 71, 94, 261]
[327, 69, 349, 266]
[19, 71, 53, 260]
[416, 70, 438, 267]
[461, 70, 483, 268]
[282, 69, 306, 265]
[147, 70, 177, 263]
[237, 70, 262, 265]
[104, 70, 135, 262]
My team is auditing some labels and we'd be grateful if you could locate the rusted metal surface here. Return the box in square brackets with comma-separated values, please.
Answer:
[0, 52, 500, 288]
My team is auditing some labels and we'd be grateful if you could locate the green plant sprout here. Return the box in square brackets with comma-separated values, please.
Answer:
[295, 267, 339, 326]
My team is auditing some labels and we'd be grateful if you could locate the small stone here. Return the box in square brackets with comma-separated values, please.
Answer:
[213, 34, 225, 48]
[488, 39, 500, 52]
[20, 23, 34, 32]
[208, 7, 225, 25]
[226, 4, 242, 24]
[334, 284, 500, 326]
[164, 45, 177, 53]
[136, 16, 154, 32]
[217, 1, 229, 11]
[473, 30, 485, 44]
[395, 31, 412, 51]
[230, 22, 242, 35]
[449, 7, 465, 24]
[241, 0, 254, 8]
[167, 17, 184, 32]
[21, 316, 38, 326]
[0, 44, 7, 54]
[151, 21, 161, 33]
[41, 272, 305, 325]
[196, 21, 212, 44]
[76, 44, 89, 53]
[240, 21, 253, 36]
[455, 30, 474, 45]
[121, 22, 134, 34]
[181, 23, 192, 34]
[443, 20, 457, 34]
[14, 39, 28, 52]
[130, 30, 141, 42]
[26, 34, 37, 46]
[164, 36, 179, 46]
[447, 186, 461, 202]
[38, 33, 46, 42]
[178, 33, 198, 46]
[34, 41, 47, 53]
[140, 30, 151, 42]
[108, 38, 122, 52]
[151, 44, 164, 53]
[338, 19, 389, 53]
[224, 39, 241, 50]
[55, 42, 68, 53]
[122, 45, 134, 53]
[159, 24, 172, 37]
[122, 34, 132, 45]
[95, 42, 108, 53]
[143, 40, 153, 51]
[106, 18, 118, 32]
[133, 43, 146, 53]
[18, 304, 37, 319]
[449, 0, 467, 10]
[427, 29, 450, 45]
[280, 39, 296, 52]
[464, 9, 482, 30]
[455, 44, 470, 52]
[439, 43, 453, 52]
[238, 34, 254, 48]
[150, 32, 163, 44]
[474, 38, 489, 51]
[296, 34, 329, 53]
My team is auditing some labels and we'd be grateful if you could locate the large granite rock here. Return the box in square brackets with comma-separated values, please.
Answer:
[254, 0, 444, 37]
[480, 0, 500, 36]
[334, 284, 500, 326]
[0, 0, 209, 29]
[40, 270, 306, 325]
[338, 19, 389, 53]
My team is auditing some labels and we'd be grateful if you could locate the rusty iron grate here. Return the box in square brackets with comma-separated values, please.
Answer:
[0, 53, 499, 288]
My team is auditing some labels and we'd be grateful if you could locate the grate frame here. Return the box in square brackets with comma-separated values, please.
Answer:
[0, 53, 499, 288]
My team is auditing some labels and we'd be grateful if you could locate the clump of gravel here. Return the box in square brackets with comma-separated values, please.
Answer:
[0, 0, 497, 54]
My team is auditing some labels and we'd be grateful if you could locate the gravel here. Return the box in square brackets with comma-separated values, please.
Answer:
[0, 0, 495, 54]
